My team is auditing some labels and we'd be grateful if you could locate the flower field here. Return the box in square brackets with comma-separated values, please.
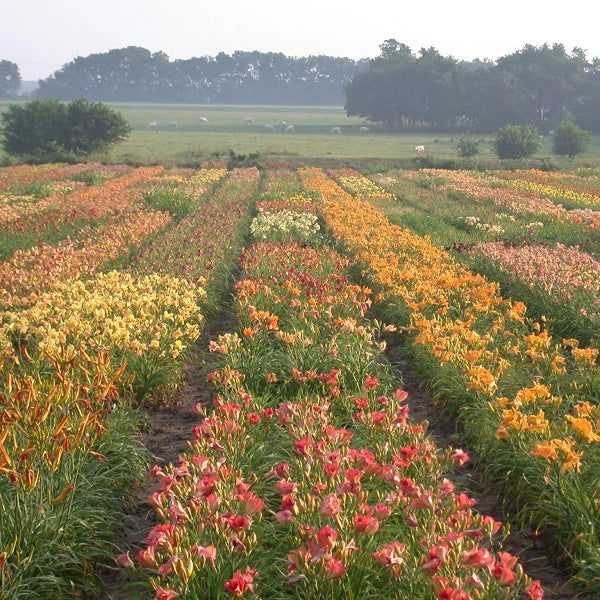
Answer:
[1, 161, 599, 598]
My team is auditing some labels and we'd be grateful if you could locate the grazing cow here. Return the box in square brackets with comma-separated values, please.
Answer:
[263, 124, 275, 130]
[199, 117, 209, 123]
[147, 121, 159, 129]
[359, 126, 370, 132]
[167, 122, 177, 129]
[281, 120, 287, 128]
[285, 124, 295, 133]
[330, 127, 342, 134]
[414, 145, 425, 153]
[244, 117, 254, 124]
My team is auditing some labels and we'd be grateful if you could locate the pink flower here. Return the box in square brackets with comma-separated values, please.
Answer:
[320, 494, 341, 518]
[136, 545, 158, 569]
[275, 510, 295, 523]
[323, 556, 348, 579]
[526, 580, 544, 599]
[190, 544, 217, 565]
[374, 503, 392, 519]
[154, 587, 179, 600]
[116, 551, 134, 568]
[451, 448, 470, 466]
[372, 541, 406, 579]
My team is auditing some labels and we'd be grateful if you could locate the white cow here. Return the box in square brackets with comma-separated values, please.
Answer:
[281, 120, 288, 128]
[330, 127, 342, 134]
[285, 124, 295, 133]
[359, 126, 370, 132]
[414, 145, 425, 153]
[147, 121, 160, 129]
[199, 117, 209, 123]
[244, 117, 254, 124]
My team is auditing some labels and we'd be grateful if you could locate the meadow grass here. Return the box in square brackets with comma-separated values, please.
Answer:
[3, 101, 600, 167]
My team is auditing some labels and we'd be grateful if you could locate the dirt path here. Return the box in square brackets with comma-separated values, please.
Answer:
[101, 304, 237, 599]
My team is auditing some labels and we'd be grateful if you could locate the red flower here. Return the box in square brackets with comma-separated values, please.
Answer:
[247, 412, 261, 425]
[316, 526, 338, 550]
[154, 587, 179, 600]
[226, 513, 251, 532]
[461, 547, 495, 571]
[353, 514, 380, 535]
[224, 567, 257, 597]
[363, 375, 380, 390]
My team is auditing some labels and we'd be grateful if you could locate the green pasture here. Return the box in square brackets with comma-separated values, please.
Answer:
[2, 101, 600, 167]
[99, 103, 458, 165]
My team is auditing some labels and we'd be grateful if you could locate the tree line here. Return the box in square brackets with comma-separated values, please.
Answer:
[32, 46, 365, 106]
[2, 40, 600, 134]
[345, 40, 600, 134]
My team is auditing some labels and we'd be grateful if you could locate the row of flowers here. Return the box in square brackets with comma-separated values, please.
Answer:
[0, 162, 87, 190]
[124, 189, 542, 599]
[403, 169, 600, 229]
[0, 167, 258, 598]
[131, 167, 259, 304]
[0, 207, 172, 309]
[368, 169, 600, 346]
[0, 165, 163, 232]
[298, 167, 600, 595]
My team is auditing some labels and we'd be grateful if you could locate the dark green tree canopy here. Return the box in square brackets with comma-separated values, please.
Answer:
[0, 59, 21, 98]
[1, 98, 131, 158]
[345, 41, 600, 133]
[36, 46, 365, 105]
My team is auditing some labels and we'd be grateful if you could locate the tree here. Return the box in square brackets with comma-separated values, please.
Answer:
[493, 124, 541, 159]
[0, 59, 21, 98]
[552, 120, 591, 157]
[62, 99, 131, 154]
[1, 98, 130, 159]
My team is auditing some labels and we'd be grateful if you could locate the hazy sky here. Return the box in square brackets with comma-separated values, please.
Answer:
[2, 0, 599, 80]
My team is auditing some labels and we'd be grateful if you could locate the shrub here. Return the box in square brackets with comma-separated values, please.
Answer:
[456, 133, 480, 157]
[0, 98, 130, 159]
[552, 120, 591, 158]
[493, 124, 541, 159]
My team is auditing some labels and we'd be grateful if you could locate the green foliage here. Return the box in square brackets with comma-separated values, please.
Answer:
[227, 149, 262, 170]
[455, 133, 480, 157]
[0, 98, 130, 158]
[143, 185, 198, 219]
[552, 120, 591, 157]
[0, 59, 21, 98]
[492, 124, 541, 159]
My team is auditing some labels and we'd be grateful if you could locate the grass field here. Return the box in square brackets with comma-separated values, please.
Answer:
[2, 101, 600, 168]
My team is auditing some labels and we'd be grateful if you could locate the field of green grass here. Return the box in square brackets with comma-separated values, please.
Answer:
[3, 101, 600, 168]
